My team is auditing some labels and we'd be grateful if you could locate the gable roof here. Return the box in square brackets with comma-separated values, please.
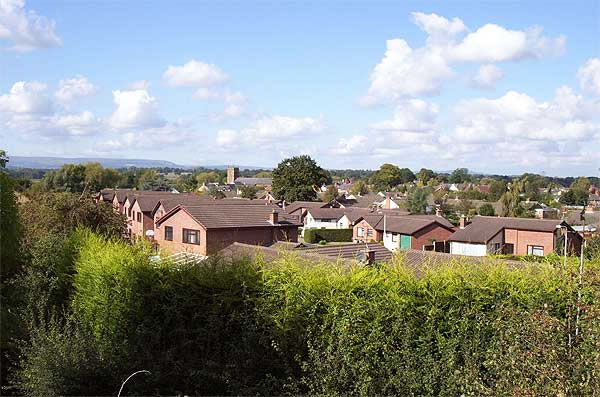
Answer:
[284, 200, 329, 214]
[152, 195, 269, 216]
[356, 213, 455, 234]
[156, 203, 301, 229]
[234, 177, 273, 186]
[448, 215, 567, 244]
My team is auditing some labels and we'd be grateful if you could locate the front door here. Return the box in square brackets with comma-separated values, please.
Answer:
[400, 234, 411, 250]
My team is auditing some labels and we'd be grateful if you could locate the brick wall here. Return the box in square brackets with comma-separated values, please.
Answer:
[155, 209, 208, 255]
[411, 223, 454, 250]
[353, 219, 382, 243]
[505, 228, 554, 256]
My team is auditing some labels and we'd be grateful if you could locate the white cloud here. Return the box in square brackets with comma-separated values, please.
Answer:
[578, 58, 600, 96]
[0, 81, 51, 114]
[0, 0, 62, 51]
[454, 24, 565, 63]
[216, 114, 324, 151]
[471, 64, 504, 89]
[331, 135, 369, 155]
[52, 111, 100, 136]
[108, 89, 165, 130]
[55, 76, 98, 104]
[222, 91, 247, 118]
[163, 60, 228, 87]
[452, 86, 599, 143]
[370, 99, 439, 132]
[361, 12, 566, 104]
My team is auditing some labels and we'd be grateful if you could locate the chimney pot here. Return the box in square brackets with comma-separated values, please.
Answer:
[270, 209, 279, 224]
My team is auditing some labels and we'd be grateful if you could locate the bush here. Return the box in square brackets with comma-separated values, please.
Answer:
[13, 231, 600, 396]
[304, 228, 353, 243]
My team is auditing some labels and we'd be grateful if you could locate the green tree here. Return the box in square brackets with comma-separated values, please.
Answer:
[349, 180, 369, 195]
[370, 164, 403, 192]
[40, 164, 87, 192]
[449, 168, 471, 184]
[254, 171, 272, 178]
[407, 187, 428, 214]
[500, 180, 523, 217]
[138, 170, 171, 191]
[559, 189, 589, 206]
[488, 180, 507, 201]
[0, 149, 8, 168]
[0, 173, 23, 278]
[207, 186, 226, 200]
[196, 171, 221, 186]
[323, 185, 339, 203]
[570, 177, 591, 193]
[416, 168, 435, 185]
[240, 186, 258, 199]
[271, 155, 331, 202]
[478, 203, 496, 216]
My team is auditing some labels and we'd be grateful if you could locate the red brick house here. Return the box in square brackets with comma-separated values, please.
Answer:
[448, 216, 582, 256]
[155, 203, 301, 256]
[353, 214, 455, 252]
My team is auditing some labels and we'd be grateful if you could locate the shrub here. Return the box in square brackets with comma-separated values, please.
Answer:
[304, 228, 353, 243]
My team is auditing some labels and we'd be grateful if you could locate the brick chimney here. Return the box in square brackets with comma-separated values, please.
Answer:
[459, 216, 469, 229]
[364, 250, 375, 266]
[269, 209, 279, 224]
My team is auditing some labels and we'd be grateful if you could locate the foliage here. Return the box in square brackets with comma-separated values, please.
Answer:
[370, 164, 414, 191]
[303, 228, 353, 243]
[254, 171, 272, 178]
[0, 149, 8, 168]
[488, 179, 507, 201]
[196, 171, 222, 186]
[416, 168, 436, 185]
[272, 155, 331, 202]
[240, 185, 258, 199]
[478, 202, 496, 216]
[207, 186, 226, 199]
[12, 234, 600, 396]
[560, 188, 589, 206]
[406, 187, 428, 214]
[448, 168, 471, 183]
[323, 185, 339, 203]
[38, 163, 123, 193]
[137, 169, 171, 191]
[349, 179, 369, 195]
[0, 172, 23, 277]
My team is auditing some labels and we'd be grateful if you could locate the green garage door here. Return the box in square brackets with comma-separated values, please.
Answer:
[400, 234, 411, 250]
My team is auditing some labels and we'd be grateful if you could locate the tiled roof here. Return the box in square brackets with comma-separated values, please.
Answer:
[356, 213, 454, 234]
[155, 195, 270, 214]
[234, 177, 273, 186]
[284, 200, 329, 214]
[336, 193, 382, 208]
[157, 203, 301, 229]
[448, 215, 566, 244]
[298, 243, 393, 262]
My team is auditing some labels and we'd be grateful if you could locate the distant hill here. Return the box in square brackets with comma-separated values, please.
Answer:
[6, 156, 268, 170]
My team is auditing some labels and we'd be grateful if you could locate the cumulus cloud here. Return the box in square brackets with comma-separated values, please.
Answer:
[578, 58, 600, 96]
[108, 89, 165, 130]
[0, 81, 52, 113]
[216, 115, 324, 151]
[331, 135, 370, 155]
[0, 0, 62, 51]
[55, 76, 98, 104]
[361, 12, 566, 104]
[52, 111, 100, 136]
[163, 60, 228, 87]
[471, 64, 504, 89]
[452, 86, 599, 143]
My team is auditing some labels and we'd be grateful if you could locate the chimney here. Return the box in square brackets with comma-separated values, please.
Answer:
[435, 206, 442, 217]
[364, 250, 375, 266]
[459, 216, 468, 229]
[270, 209, 279, 224]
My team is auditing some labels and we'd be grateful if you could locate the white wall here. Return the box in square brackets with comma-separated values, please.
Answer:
[337, 215, 352, 229]
[450, 242, 487, 256]
[383, 232, 399, 252]
[304, 213, 339, 229]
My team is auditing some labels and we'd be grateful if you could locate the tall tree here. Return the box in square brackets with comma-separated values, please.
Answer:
[349, 180, 369, 195]
[323, 185, 339, 203]
[240, 186, 258, 200]
[449, 168, 471, 184]
[416, 168, 435, 185]
[271, 155, 331, 202]
[407, 187, 428, 214]
[370, 164, 404, 192]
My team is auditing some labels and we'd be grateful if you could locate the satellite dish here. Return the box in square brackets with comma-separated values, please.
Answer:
[145, 230, 155, 238]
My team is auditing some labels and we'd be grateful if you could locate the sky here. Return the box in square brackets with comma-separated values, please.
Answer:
[0, 0, 599, 176]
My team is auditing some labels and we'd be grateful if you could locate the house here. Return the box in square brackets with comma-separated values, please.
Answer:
[154, 203, 301, 256]
[124, 191, 182, 239]
[588, 193, 600, 209]
[332, 193, 382, 209]
[285, 200, 332, 223]
[353, 214, 455, 252]
[303, 207, 409, 232]
[448, 216, 582, 257]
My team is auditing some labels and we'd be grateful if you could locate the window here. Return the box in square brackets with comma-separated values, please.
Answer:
[357, 227, 364, 237]
[504, 243, 514, 254]
[367, 228, 373, 237]
[493, 243, 501, 253]
[164, 226, 173, 241]
[392, 233, 398, 242]
[136, 212, 142, 222]
[527, 245, 544, 256]
[183, 228, 200, 245]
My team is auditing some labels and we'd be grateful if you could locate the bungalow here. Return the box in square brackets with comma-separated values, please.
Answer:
[353, 214, 455, 252]
[304, 207, 408, 231]
[154, 203, 301, 256]
[448, 216, 582, 257]
[285, 201, 332, 223]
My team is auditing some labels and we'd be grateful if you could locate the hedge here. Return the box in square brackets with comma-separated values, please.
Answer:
[13, 231, 600, 396]
[304, 228, 353, 243]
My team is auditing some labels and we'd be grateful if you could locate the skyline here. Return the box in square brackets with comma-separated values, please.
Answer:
[1, 0, 599, 177]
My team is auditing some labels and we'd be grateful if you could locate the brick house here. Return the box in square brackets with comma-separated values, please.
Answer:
[154, 203, 301, 256]
[353, 214, 455, 251]
[448, 215, 582, 256]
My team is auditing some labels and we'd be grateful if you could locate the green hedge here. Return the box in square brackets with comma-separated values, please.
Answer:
[304, 228, 353, 243]
[13, 231, 600, 396]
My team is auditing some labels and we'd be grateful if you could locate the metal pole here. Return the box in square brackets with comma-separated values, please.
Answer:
[118, 370, 151, 397]
[576, 216, 585, 338]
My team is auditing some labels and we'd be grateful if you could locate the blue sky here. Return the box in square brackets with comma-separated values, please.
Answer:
[1, 0, 599, 176]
